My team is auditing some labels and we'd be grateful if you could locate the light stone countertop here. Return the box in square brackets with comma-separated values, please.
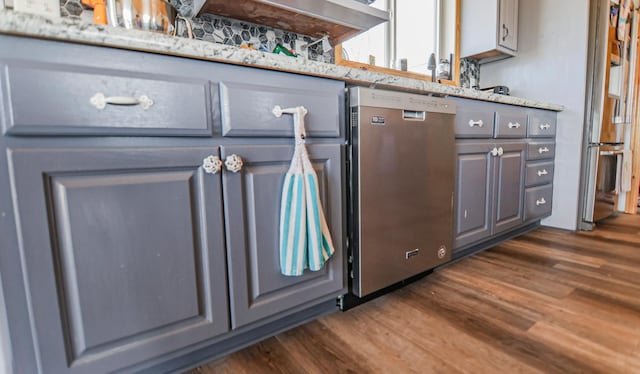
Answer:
[0, 10, 563, 111]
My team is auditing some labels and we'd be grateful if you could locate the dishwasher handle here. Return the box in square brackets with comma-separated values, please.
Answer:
[402, 110, 426, 121]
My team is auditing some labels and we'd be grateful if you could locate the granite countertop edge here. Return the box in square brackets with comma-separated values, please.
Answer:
[0, 11, 564, 112]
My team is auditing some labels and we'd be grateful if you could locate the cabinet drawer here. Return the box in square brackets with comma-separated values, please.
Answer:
[527, 141, 556, 160]
[525, 161, 554, 187]
[524, 184, 553, 221]
[219, 75, 343, 138]
[527, 110, 557, 137]
[1, 61, 213, 136]
[495, 111, 527, 138]
[455, 100, 495, 138]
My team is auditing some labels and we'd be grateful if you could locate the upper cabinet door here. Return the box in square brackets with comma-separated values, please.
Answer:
[499, 0, 519, 51]
[7, 146, 229, 374]
[222, 144, 345, 329]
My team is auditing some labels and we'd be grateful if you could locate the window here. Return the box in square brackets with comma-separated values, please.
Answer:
[395, 0, 439, 73]
[342, 0, 452, 76]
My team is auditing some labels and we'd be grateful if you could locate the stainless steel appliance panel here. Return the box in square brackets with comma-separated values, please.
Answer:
[350, 87, 455, 297]
[593, 146, 623, 221]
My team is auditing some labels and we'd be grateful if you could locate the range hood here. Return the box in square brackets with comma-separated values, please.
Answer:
[192, 0, 389, 45]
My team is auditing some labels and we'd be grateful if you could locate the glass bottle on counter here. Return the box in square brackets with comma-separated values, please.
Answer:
[437, 59, 450, 80]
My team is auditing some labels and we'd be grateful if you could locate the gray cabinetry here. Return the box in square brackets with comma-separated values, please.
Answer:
[493, 141, 526, 234]
[453, 99, 551, 253]
[454, 142, 494, 248]
[523, 109, 556, 222]
[454, 140, 525, 250]
[455, 99, 496, 138]
[222, 144, 344, 329]
[460, 0, 519, 63]
[0, 35, 345, 374]
[7, 147, 230, 374]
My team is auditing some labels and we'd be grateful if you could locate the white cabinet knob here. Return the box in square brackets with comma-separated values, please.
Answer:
[202, 156, 223, 174]
[469, 119, 484, 128]
[508, 122, 521, 129]
[538, 147, 550, 154]
[537, 169, 549, 177]
[536, 197, 547, 206]
[225, 154, 244, 173]
[490, 147, 499, 156]
[497, 147, 504, 156]
[540, 124, 551, 130]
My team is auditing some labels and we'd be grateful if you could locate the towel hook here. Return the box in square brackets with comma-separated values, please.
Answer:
[272, 105, 308, 118]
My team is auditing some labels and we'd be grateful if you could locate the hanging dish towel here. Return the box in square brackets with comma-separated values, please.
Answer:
[277, 106, 335, 276]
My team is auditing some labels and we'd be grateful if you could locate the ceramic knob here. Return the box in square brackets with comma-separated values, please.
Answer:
[225, 154, 244, 173]
[202, 155, 223, 174]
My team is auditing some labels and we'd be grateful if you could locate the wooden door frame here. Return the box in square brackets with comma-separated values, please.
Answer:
[624, 9, 640, 213]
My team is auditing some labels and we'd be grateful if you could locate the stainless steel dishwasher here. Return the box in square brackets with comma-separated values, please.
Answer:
[349, 87, 456, 297]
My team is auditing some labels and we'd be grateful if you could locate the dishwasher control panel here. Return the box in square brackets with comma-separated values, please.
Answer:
[349, 86, 456, 114]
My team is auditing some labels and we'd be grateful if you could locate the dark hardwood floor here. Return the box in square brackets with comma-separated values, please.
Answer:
[187, 214, 640, 373]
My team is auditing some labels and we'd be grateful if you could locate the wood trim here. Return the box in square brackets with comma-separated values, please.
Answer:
[453, 0, 461, 87]
[624, 17, 640, 213]
[333, 1, 461, 87]
[334, 44, 439, 82]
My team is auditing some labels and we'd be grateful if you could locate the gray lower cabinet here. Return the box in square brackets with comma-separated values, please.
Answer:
[6, 143, 345, 373]
[7, 146, 230, 374]
[493, 142, 526, 235]
[454, 141, 525, 250]
[0, 35, 347, 373]
[454, 142, 493, 249]
[222, 144, 344, 329]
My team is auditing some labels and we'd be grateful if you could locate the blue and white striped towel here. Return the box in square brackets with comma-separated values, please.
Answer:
[279, 106, 335, 276]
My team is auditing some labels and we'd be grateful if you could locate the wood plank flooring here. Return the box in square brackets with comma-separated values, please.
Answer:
[187, 214, 640, 373]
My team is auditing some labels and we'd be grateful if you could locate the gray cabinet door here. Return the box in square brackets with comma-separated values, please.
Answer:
[498, 0, 518, 51]
[454, 142, 494, 250]
[222, 144, 345, 329]
[493, 141, 526, 235]
[7, 147, 229, 374]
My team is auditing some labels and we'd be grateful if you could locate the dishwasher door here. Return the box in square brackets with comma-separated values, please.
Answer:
[351, 96, 456, 297]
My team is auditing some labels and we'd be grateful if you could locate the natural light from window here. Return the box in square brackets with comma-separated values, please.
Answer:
[341, 0, 439, 75]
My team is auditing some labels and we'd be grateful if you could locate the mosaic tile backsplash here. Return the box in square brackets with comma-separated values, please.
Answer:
[59, 0, 333, 63]
[459, 58, 480, 89]
[58, 0, 476, 83]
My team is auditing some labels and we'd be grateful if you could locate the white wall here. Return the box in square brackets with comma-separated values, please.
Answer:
[480, 0, 590, 230]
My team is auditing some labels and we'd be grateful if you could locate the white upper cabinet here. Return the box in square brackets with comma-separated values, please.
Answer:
[499, 0, 518, 51]
[460, 0, 519, 63]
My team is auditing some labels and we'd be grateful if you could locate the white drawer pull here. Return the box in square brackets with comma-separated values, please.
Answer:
[202, 156, 223, 174]
[538, 147, 550, 154]
[224, 154, 244, 173]
[540, 124, 551, 130]
[508, 122, 521, 129]
[468, 119, 484, 128]
[536, 197, 547, 206]
[90, 93, 154, 110]
[537, 169, 549, 177]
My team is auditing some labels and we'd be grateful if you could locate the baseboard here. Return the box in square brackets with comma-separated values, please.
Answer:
[131, 300, 338, 374]
[445, 221, 541, 265]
